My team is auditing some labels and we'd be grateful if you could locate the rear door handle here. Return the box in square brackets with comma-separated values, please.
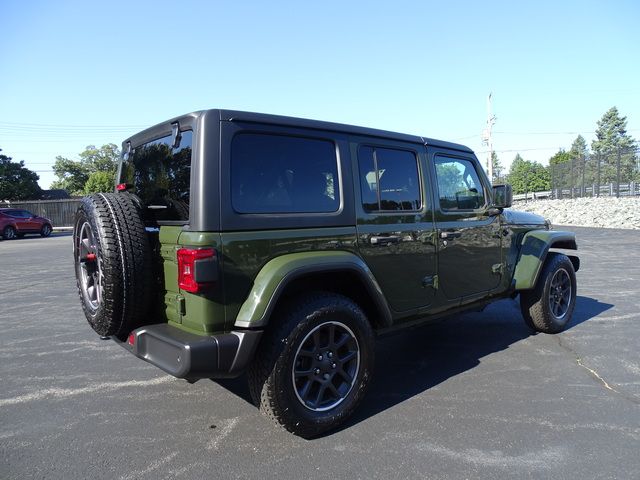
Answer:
[440, 231, 462, 240]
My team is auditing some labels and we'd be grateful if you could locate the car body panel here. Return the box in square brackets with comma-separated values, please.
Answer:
[513, 230, 578, 290]
[221, 227, 360, 328]
[232, 249, 391, 328]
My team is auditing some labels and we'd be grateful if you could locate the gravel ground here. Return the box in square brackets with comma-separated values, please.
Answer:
[511, 196, 640, 229]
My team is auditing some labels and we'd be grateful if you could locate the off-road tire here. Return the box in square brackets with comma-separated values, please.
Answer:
[520, 252, 576, 334]
[247, 292, 375, 438]
[73, 193, 153, 338]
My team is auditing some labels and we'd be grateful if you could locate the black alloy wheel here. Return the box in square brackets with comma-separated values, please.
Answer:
[248, 292, 375, 438]
[292, 321, 360, 412]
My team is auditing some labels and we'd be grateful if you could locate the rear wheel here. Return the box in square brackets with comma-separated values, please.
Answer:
[2, 226, 16, 240]
[520, 253, 576, 334]
[248, 292, 375, 438]
[73, 193, 153, 338]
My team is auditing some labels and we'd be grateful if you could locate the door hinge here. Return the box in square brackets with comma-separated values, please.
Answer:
[176, 294, 186, 317]
[422, 274, 439, 289]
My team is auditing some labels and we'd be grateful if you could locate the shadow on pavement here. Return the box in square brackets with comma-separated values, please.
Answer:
[211, 295, 613, 434]
[568, 296, 614, 329]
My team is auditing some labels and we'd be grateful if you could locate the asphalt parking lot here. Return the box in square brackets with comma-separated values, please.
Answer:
[1, 227, 639, 479]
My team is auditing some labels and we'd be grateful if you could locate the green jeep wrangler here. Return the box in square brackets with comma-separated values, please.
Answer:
[73, 110, 579, 438]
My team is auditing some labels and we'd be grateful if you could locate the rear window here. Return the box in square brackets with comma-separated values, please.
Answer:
[231, 133, 340, 214]
[120, 130, 192, 222]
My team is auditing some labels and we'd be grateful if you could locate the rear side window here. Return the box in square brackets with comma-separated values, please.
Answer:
[121, 130, 192, 222]
[231, 133, 340, 214]
[6, 210, 31, 218]
[434, 156, 485, 210]
[358, 146, 421, 212]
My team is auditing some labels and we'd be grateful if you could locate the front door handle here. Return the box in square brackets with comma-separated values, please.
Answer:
[440, 231, 462, 240]
[370, 235, 400, 246]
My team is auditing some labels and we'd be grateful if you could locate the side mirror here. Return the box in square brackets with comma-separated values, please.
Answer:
[492, 184, 512, 208]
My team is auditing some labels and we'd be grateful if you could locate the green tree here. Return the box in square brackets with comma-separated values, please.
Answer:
[51, 143, 120, 195]
[591, 107, 638, 183]
[570, 135, 588, 160]
[506, 154, 550, 194]
[84, 171, 116, 194]
[51, 157, 90, 194]
[569, 135, 591, 187]
[491, 151, 504, 182]
[548, 148, 572, 190]
[0, 149, 42, 200]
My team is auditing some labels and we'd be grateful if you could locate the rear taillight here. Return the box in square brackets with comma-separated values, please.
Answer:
[116, 183, 132, 191]
[177, 248, 217, 293]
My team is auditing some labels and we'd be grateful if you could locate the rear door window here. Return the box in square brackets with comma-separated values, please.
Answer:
[358, 146, 421, 212]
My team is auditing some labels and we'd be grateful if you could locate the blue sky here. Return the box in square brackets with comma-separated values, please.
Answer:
[1, 0, 639, 188]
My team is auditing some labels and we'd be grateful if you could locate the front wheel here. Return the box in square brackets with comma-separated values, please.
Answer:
[40, 224, 52, 237]
[248, 292, 375, 438]
[520, 253, 576, 334]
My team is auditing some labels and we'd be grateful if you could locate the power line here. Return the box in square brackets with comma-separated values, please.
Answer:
[476, 147, 560, 154]
[495, 129, 640, 135]
[0, 121, 146, 129]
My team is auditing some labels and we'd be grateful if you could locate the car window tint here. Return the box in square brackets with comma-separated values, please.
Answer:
[121, 130, 192, 222]
[435, 157, 485, 210]
[358, 146, 421, 212]
[231, 133, 339, 214]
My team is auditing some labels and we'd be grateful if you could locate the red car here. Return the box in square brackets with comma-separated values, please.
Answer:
[0, 208, 53, 239]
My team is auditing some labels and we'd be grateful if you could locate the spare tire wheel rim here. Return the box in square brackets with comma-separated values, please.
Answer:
[78, 221, 103, 311]
[292, 321, 360, 412]
[549, 267, 571, 320]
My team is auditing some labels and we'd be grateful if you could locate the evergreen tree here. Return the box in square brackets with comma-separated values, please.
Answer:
[591, 107, 637, 183]
[548, 149, 572, 190]
[491, 151, 504, 182]
[569, 135, 591, 187]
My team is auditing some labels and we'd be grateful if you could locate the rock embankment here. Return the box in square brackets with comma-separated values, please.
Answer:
[510, 196, 640, 229]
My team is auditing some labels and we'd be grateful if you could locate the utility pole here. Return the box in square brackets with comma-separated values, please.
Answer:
[481, 93, 497, 180]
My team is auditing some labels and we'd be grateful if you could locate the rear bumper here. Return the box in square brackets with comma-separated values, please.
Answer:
[115, 323, 262, 380]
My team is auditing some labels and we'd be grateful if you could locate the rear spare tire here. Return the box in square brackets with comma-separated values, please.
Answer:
[73, 193, 153, 338]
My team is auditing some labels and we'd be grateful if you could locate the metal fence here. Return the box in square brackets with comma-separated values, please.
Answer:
[3, 199, 81, 227]
[550, 146, 640, 199]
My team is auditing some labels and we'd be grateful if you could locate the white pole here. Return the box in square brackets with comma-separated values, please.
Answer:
[486, 93, 496, 181]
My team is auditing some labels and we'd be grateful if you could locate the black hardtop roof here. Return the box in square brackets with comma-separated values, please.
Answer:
[124, 109, 473, 154]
